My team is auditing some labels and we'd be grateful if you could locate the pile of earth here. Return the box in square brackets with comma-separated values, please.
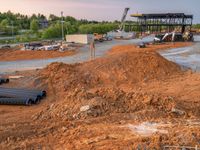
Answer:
[33, 87, 178, 121]
[0, 48, 76, 61]
[33, 46, 185, 121]
[38, 49, 181, 95]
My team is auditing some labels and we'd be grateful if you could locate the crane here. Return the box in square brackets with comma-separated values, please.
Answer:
[118, 8, 130, 32]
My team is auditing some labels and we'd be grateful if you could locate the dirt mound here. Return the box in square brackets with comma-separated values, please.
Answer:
[39, 49, 181, 95]
[85, 51, 181, 84]
[34, 87, 177, 121]
[34, 46, 183, 121]
[108, 42, 192, 54]
[0, 49, 76, 61]
[2, 43, 200, 149]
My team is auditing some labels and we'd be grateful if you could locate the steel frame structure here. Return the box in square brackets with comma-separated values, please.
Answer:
[127, 13, 193, 34]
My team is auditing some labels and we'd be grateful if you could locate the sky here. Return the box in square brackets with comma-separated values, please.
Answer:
[0, 0, 200, 23]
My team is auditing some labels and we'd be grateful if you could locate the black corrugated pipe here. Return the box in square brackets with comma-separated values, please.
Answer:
[0, 98, 32, 106]
[0, 89, 43, 98]
[0, 78, 9, 84]
[0, 91, 40, 104]
[0, 87, 46, 97]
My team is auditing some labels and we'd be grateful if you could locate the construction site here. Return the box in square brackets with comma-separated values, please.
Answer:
[1, 4, 200, 150]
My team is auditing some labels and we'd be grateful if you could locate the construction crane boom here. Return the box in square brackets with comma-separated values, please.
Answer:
[119, 8, 130, 31]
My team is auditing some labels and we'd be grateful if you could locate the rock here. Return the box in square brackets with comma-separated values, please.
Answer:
[61, 126, 67, 132]
[80, 105, 90, 112]
[171, 108, 185, 115]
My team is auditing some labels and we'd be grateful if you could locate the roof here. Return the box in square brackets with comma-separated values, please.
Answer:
[131, 13, 193, 19]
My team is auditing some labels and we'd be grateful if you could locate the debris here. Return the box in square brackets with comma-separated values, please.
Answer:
[80, 105, 90, 112]
[124, 122, 168, 136]
[171, 108, 185, 115]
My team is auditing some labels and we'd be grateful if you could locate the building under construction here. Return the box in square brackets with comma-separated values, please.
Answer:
[127, 13, 193, 34]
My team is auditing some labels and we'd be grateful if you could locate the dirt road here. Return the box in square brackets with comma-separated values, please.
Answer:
[0, 37, 154, 74]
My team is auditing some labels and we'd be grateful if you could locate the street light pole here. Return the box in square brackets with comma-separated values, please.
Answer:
[11, 21, 14, 37]
[61, 11, 64, 41]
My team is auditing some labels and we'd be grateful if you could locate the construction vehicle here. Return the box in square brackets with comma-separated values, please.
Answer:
[108, 8, 135, 40]
[118, 8, 130, 32]
[154, 32, 194, 42]
[94, 33, 113, 42]
[94, 33, 104, 42]
[114, 8, 130, 39]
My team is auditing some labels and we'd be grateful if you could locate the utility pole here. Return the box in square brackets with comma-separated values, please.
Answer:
[11, 21, 14, 38]
[61, 11, 64, 41]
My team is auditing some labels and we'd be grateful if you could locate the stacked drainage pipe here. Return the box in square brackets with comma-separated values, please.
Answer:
[0, 78, 9, 85]
[0, 87, 46, 106]
[0, 98, 32, 106]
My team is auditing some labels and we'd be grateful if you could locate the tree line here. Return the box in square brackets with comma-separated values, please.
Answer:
[0, 11, 121, 42]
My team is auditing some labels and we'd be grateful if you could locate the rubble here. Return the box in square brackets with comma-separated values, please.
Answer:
[171, 108, 186, 116]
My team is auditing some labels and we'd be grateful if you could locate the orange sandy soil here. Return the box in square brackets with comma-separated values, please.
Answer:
[108, 42, 192, 54]
[1, 42, 200, 149]
[0, 49, 77, 61]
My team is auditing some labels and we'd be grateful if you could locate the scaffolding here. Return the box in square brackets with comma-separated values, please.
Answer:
[127, 13, 193, 34]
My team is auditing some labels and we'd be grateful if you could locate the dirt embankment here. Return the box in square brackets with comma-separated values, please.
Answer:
[108, 42, 192, 54]
[1, 42, 200, 149]
[0, 49, 77, 61]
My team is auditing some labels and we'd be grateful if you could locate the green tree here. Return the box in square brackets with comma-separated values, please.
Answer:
[1, 19, 9, 27]
[78, 23, 118, 34]
[30, 19, 39, 33]
[42, 23, 61, 39]
[42, 21, 78, 39]
[193, 24, 200, 29]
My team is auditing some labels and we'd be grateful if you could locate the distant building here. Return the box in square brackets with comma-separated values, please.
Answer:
[39, 19, 48, 28]
[127, 13, 193, 34]
[66, 34, 94, 44]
